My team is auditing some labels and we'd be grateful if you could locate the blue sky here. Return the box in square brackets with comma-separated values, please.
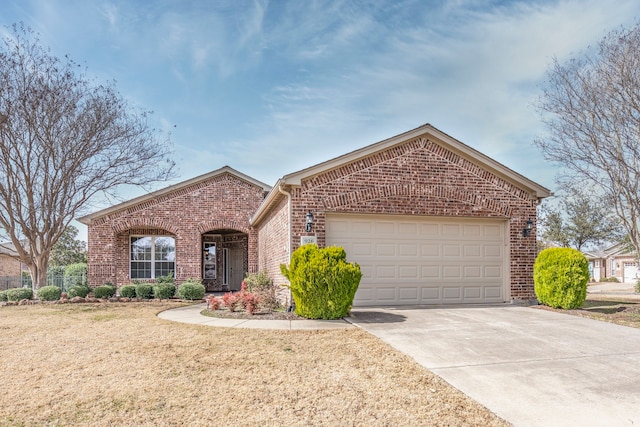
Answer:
[2, 0, 640, 241]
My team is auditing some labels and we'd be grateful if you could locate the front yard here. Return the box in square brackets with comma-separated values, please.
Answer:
[536, 297, 640, 328]
[0, 303, 508, 426]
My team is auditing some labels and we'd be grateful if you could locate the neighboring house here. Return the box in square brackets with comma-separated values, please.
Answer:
[0, 242, 28, 275]
[79, 124, 551, 306]
[585, 243, 638, 283]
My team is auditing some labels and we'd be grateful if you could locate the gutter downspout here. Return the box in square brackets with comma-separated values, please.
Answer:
[277, 184, 294, 310]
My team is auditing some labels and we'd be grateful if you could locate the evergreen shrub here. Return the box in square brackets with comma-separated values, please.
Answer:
[93, 285, 116, 299]
[280, 244, 362, 319]
[534, 247, 589, 309]
[153, 283, 176, 299]
[135, 283, 154, 299]
[0, 290, 7, 301]
[67, 285, 91, 298]
[177, 279, 205, 300]
[6, 287, 33, 301]
[243, 271, 279, 311]
[38, 285, 62, 301]
[119, 284, 137, 298]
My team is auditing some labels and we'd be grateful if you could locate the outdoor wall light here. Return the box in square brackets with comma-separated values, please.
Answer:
[522, 219, 533, 237]
[305, 211, 314, 232]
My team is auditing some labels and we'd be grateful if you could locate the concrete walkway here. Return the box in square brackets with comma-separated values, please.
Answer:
[157, 303, 354, 330]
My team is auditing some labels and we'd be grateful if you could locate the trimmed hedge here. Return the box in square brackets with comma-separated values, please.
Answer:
[93, 285, 116, 299]
[0, 290, 7, 302]
[67, 285, 91, 298]
[38, 285, 62, 301]
[135, 284, 154, 300]
[153, 283, 176, 299]
[6, 288, 33, 301]
[177, 279, 205, 300]
[534, 247, 589, 309]
[119, 285, 137, 298]
[280, 244, 362, 319]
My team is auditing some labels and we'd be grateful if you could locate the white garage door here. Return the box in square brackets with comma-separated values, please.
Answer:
[326, 213, 508, 306]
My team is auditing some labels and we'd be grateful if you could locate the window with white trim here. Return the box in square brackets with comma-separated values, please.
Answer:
[130, 236, 175, 279]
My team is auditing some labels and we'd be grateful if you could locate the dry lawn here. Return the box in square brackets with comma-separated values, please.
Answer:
[0, 302, 508, 427]
[536, 297, 640, 329]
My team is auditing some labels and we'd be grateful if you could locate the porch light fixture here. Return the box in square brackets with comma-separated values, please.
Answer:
[305, 211, 314, 232]
[522, 219, 533, 237]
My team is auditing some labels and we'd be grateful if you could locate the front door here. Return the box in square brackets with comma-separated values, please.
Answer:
[228, 247, 244, 291]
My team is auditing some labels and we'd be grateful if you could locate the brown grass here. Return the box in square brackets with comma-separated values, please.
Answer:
[536, 298, 640, 329]
[0, 302, 508, 426]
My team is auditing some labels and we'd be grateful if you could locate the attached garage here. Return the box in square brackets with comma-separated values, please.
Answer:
[252, 124, 551, 306]
[326, 213, 507, 306]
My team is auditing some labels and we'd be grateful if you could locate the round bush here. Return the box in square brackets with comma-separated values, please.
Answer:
[93, 285, 116, 299]
[153, 283, 176, 299]
[69, 285, 91, 298]
[135, 283, 154, 299]
[67, 285, 91, 298]
[6, 287, 33, 301]
[38, 285, 62, 301]
[119, 284, 137, 298]
[177, 280, 205, 300]
[534, 247, 589, 309]
[0, 290, 7, 302]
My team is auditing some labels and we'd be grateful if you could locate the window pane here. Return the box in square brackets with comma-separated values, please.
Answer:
[131, 237, 152, 261]
[155, 237, 175, 262]
[155, 261, 175, 278]
[131, 261, 152, 279]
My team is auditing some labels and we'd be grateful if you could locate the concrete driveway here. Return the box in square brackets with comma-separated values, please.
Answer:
[348, 305, 640, 427]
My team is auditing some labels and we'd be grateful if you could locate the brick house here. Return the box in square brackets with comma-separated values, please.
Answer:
[80, 124, 551, 305]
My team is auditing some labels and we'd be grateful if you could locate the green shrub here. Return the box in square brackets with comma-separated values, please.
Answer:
[47, 265, 66, 288]
[0, 290, 7, 302]
[243, 271, 279, 311]
[135, 283, 154, 300]
[67, 285, 91, 298]
[37, 285, 62, 301]
[6, 287, 33, 301]
[93, 285, 116, 299]
[155, 272, 174, 285]
[599, 276, 619, 283]
[177, 279, 205, 300]
[63, 263, 88, 289]
[153, 283, 176, 299]
[119, 284, 137, 298]
[534, 247, 589, 309]
[280, 244, 362, 319]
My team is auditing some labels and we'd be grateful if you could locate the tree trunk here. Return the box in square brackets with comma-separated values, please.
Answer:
[28, 255, 49, 291]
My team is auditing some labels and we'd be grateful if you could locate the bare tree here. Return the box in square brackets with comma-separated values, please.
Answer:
[0, 24, 175, 289]
[535, 23, 640, 257]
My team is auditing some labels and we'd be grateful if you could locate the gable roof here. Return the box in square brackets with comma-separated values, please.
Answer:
[78, 166, 271, 225]
[251, 123, 552, 226]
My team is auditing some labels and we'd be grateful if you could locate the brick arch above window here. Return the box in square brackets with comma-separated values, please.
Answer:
[322, 184, 513, 217]
[111, 217, 180, 235]
[197, 220, 250, 235]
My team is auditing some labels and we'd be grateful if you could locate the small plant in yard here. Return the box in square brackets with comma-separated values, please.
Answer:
[135, 283, 154, 299]
[243, 271, 279, 311]
[177, 279, 205, 300]
[67, 285, 90, 298]
[534, 247, 589, 309]
[0, 290, 7, 301]
[6, 287, 33, 301]
[119, 284, 137, 298]
[93, 285, 116, 299]
[280, 244, 362, 319]
[37, 285, 62, 301]
[242, 292, 260, 315]
[153, 283, 176, 299]
[205, 295, 221, 310]
[222, 292, 239, 312]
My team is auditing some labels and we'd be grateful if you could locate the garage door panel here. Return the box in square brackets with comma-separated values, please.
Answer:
[326, 214, 507, 306]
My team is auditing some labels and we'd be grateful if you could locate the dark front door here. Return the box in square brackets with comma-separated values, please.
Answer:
[228, 247, 244, 291]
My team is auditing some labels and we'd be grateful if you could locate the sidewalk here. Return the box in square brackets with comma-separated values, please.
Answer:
[587, 281, 640, 300]
[157, 303, 354, 330]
